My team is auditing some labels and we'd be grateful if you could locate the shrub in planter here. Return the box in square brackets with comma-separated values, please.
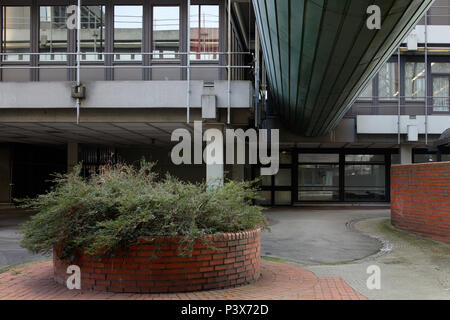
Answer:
[20, 162, 266, 292]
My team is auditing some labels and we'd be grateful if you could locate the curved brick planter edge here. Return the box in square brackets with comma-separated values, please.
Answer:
[53, 228, 261, 293]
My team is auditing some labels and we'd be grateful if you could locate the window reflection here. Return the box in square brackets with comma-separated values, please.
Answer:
[405, 62, 425, 100]
[190, 5, 219, 61]
[433, 77, 450, 112]
[2, 7, 31, 61]
[378, 62, 399, 100]
[298, 164, 340, 201]
[114, 6, 143, 61]
[80, 6, 105, 61]
[345, 165, 386, 201]
[153, 6, 180, 60]
[39, 6, 67, 61]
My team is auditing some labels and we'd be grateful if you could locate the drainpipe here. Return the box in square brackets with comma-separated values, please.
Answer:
[425, 10, 429, 145]
[254, 23, 260, 128]
[186, 0, 191, 123]
[76, 0, 81, 124]
[227, 0, 231, 124]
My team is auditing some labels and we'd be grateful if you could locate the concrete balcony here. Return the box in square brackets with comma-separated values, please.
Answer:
[0, 80, 252, 110]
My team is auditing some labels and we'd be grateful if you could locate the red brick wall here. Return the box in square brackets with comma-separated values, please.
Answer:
[54, 229, 261, 293]
[391, 162, 450, 244]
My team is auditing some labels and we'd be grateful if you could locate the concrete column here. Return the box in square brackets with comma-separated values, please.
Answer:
[0, 145, 11, 203]
[67, 142, 79, 173]
[204, 124, 224, 187]
[400, 145, 413, 164]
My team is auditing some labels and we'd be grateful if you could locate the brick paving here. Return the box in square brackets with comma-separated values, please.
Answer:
[0, 260, 367, 300]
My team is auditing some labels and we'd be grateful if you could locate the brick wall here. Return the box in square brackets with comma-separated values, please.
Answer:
[391, 162, 450, 244]
[54, 229, 261, 293]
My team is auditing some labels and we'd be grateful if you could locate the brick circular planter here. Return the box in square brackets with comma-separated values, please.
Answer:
[53, 229, 261, 293]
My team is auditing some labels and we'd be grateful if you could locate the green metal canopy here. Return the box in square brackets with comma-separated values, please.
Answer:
[253, 0, 434, 136]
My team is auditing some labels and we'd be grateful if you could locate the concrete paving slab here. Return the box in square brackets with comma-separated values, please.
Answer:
[261, 207, 389, 264]
[0, 208, 49, 269]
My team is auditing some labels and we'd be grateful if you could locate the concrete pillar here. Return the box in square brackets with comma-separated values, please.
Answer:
[204, 124, 224, 187]
[0, 145, 11, 203]
[67, 142, 79, 173]
[400, 145, 413, 164]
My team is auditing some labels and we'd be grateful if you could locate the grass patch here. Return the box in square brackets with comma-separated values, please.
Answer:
[0, 258, 51, 275]
[261, 256, 287, 263]
[320, 260, 355, 266]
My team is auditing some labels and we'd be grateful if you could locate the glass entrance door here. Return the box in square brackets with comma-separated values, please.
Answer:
[297, 154, 340, 201]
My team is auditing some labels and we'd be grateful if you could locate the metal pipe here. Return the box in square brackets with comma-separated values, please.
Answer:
[76, 0, 81, 124]
[425, 9, 429, 145]
[397, 47, 401, 145]
[186, 0, 191, 123]
[227, 0, 231, 124]
[254, 23, 260, 128]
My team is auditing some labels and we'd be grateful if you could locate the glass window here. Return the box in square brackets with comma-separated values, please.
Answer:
[358, 81, 373, 101]
[442, 154, 450, 162]
[2, 7, 31, 61]
[378, 62, 399, 100]
[431, 62, 450, 73]
[345, 165, 386, 201]
[274, 191, 291, 205]
[345, 154, 385, 162]
[274, 168, 291, 187]
[260, 175, 271, 187]
[391, 154, 400, 165]
[414, 154, 437, 163]
[299, 154, 339, 163]
[432, 77, 450, 112]
[80, 6, 106, 61]
[405, 62, 425, 100]
[39, 6, 67, 61]
[256, 191, 271, 206]
[279, 151, 292, 164]
[298, 164, 339, 201]
[114, 6, 143, 61]
[190, 5, 219, 61]
[153, 6, 180, 60]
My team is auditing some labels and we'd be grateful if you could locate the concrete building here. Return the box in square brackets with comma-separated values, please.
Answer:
[0, 0, 448, 206]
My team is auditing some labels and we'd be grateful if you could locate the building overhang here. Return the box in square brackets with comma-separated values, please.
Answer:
[253, 0, 435, 136]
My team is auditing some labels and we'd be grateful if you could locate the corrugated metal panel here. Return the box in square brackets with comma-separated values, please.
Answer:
[253, 0, 435, 136]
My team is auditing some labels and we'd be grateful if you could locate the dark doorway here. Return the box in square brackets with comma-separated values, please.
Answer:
[11, 143, 67, 200]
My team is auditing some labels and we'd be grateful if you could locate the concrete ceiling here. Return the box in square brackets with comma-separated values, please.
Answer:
[0, 122, 192, 146]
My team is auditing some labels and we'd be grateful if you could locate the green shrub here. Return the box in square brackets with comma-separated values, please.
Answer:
[20, 161, 266, 261]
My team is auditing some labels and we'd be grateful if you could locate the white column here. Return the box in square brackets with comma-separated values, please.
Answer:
[400, 145, 413, 164]
[204, 124, 224, 187]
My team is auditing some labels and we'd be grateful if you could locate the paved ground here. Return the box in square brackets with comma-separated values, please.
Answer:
[0, 208, 49, 269]
[261, 207, 389, 264]
[0, 259, 365, 300]
[1, 206, 449, 300]
[305, 217, 450, 300]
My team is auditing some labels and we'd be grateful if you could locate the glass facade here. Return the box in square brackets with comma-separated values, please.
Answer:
[298, 164, 340, 201]
[153, 6, 180, 60]
[255, 151, 393, 205]
[190, 5, 219, 61]
[80, 6, 106, 61]
[378, 62, 399, 100]
[405, 62, 425, 100]
[39, 6, 67, 61]
[2, 6, 31, 61]
[114, 6, 143, 61]
[344, 165, 385, 201]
